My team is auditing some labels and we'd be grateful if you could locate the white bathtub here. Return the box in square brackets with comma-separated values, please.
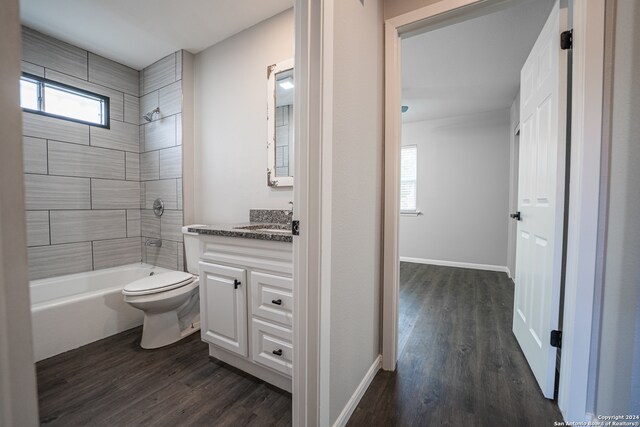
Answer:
[30, 263, 172, 362]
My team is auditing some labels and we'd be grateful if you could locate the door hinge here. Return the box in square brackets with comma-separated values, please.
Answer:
[291, 220, 300, 236]
[560, 30, 573, 50]
[550, 330, 562, 348]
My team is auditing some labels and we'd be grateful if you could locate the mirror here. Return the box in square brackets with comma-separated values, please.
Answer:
[267, 59, 294, 187]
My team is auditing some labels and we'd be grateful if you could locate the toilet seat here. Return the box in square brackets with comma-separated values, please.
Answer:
[123, 271, 195, 296]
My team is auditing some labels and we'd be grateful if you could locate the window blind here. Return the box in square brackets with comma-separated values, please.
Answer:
[400, 145, 417, 212]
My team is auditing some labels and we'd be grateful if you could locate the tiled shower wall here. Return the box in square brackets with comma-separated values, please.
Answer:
[139, 52, 184, 271]
[21, 27, 185, 280]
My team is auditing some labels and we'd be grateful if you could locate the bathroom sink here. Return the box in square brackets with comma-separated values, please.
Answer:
[233, 224, 291, 234]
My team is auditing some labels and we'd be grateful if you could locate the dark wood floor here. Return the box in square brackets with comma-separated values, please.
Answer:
[37, 327, 292, 426]
[347, 263, 564, 427]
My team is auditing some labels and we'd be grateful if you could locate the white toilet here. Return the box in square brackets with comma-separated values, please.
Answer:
[123, 226, 202, 349]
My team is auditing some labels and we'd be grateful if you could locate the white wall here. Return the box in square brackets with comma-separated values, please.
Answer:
[193, 9, 294, 225]
[0, 0, 39, 424]
[327, 0, 384, 424]
[399, 110, 511, 269]
[595, 0, 640, 416]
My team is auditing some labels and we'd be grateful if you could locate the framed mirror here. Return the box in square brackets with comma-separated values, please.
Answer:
[267, 58, 294, 187]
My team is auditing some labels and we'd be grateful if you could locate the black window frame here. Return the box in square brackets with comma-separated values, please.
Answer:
[20, 73, 110, 129]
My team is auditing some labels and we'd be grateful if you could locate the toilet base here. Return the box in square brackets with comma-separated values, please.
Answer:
[140, 313, 201, 349]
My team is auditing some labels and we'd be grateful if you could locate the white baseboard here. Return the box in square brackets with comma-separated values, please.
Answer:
[506, 267, 512, 279]
[399, 257, 509, 274]
[332, 355, 381, 427]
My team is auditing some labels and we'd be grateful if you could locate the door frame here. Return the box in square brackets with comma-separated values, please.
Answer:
[381, 0, 607, 422]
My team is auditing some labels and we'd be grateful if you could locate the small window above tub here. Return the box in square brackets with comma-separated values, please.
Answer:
[20, 74, 110, 128]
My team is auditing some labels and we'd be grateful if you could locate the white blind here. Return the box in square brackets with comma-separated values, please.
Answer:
[400, 145, 417, 211]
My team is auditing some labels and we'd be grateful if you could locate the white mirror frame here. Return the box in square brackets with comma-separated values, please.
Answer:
[267, 58, 294, 187]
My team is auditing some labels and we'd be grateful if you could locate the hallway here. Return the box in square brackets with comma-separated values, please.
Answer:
[347, 263, 563, 426]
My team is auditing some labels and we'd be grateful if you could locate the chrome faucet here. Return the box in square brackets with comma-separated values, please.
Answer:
[145, 239, 162, 248]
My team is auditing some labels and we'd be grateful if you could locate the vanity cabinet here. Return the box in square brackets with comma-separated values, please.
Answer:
[199, 262, 248, 357]
[196, 234, 293, 392]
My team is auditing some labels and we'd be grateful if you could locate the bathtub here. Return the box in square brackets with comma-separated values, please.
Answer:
[30, 263, 172, 362]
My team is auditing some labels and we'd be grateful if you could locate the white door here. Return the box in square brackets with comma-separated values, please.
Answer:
[199, 261, 248, 356]
[513, 0, 568, 399]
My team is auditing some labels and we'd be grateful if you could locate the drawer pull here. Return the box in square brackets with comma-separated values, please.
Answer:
[271, 299, 283, 306]
[272, 349, 283, 356]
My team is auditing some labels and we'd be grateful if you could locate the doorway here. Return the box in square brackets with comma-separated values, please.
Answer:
[381, 0, 607, 422]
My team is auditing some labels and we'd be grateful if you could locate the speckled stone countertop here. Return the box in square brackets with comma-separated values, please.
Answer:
[188, 209, 293, 243]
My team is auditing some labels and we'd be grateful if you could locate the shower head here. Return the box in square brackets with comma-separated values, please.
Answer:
[143, 107, 160, 122]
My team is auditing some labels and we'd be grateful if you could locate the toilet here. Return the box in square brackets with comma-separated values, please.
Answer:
[123, 226, 202, 349]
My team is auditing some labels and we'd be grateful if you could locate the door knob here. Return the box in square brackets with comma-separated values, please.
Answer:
[510, 211, 522, 221]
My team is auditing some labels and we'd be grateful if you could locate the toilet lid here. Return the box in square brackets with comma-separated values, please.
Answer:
[123, 271, 194, 295]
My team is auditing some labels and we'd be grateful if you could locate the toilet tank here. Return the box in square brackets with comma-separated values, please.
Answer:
[182, 225, 203, 275]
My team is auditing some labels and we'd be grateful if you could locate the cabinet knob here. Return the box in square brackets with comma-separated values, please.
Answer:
[272, 349, 283, 356]
[234, 279, 241, 289]
[271, 299, 282, 306]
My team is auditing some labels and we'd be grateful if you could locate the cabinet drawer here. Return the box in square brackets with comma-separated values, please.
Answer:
[251, 271, 292, 327]
[251, 318, 292, 377]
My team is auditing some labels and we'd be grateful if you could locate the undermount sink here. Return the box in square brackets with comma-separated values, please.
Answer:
[233, 224, 291, 234]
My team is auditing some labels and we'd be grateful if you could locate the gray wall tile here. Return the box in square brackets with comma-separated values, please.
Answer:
[176, 113, 182, 146]
[140, 91, 159, 125]
[161, 210, 183, 242]
[48, 140, 125, 179]
[176, 51, 183, 81]
[23, 112, 89, 145]
[143, 54, 175, 95]
[144, 180, 177, 209]
[159, 81, 182, 117]
[140, 182, 146, 208]
[141, 210, 161, 238]
[91, 120, 139, 152]
[144, 239, 178, 270]
[22, 61, 44, 77]
[28, 242, 93, 280]
[126, 152, 140, 181]
[144, 115, 176, 151]
[93, 237, 141, 270]
[127, 209, 141, 237]
[139, 125, 146, 152]
[177, 242, 185, 272]
[140, 151, 159, 181]
[26, 211, 50, 247]
[22, 27, 87, 79]
[124, 94, 139, 125]
[159, 146, 182, 179]
[91, 179, 140, 209]
[177, 178, 183, 210]
[88, 53, 138, 96]
[45, 69, 124, 122]
[50, 210, 126, 244]
[24, 174, 90, 210]
[23, 137, 47, 174]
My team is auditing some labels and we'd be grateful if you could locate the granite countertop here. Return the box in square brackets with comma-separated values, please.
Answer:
[188, 209, 293, 243]
[188, 222, 293, 243]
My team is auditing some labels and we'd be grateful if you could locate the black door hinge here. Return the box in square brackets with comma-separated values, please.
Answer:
[291, 220, 300, 236]
[550, 330, 562, 348]
[561, 30, 573, 50]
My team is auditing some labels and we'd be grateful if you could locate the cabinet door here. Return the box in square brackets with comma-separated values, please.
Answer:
[199, 261, 248, 357]
[250, 271, 293, 327]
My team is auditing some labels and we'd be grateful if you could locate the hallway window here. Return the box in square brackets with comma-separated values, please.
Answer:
[400, 145, 417, 212]
[20, 74, 109, 128]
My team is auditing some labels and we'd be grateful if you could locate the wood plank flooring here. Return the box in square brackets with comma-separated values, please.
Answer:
[347, 263, 564, 427]
[37, 327, 292, 426]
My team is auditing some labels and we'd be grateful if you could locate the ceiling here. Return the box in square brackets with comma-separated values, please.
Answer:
[20, 0, 293, 70]
[401, 0, 555, 123]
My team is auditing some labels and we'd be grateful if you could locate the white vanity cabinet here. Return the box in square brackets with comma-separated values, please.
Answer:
[196, 234, 293, 392]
